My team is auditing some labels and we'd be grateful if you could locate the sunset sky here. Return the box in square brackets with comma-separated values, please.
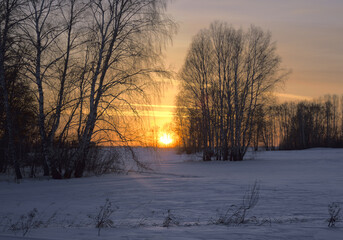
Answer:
[147, 0, 343, 133]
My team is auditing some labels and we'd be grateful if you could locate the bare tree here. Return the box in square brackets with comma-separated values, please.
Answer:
[179, 29, 215, 160]
[0, 0, 25, 179]
[72, 0, 175, 177]
[177, 22, 285, 161]
[19, 0, 68, 176]
[2, 0, 175, 179]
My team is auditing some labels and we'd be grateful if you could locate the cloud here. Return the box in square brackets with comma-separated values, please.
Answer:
[131, 104, 178, 109]
[274, 92, 313, 101]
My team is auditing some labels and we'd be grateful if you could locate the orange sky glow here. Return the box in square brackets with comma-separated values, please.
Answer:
[140, 0, 343, 143]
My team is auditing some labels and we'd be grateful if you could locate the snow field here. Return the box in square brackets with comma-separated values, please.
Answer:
[1, 148, 343, 239]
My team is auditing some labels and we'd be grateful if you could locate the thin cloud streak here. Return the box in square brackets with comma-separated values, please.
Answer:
[131, 103, 178, 109]
[274, 92, 313, 102]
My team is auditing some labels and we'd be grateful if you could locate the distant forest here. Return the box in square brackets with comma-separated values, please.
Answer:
[175, 92, 343, 159]
[262, 95, 343, 150]
[174, 23, 343, 161]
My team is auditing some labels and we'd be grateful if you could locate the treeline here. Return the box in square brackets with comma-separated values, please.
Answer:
[0, 0, 174, 179]
[174, 22, 285, 161]
[262, 95, 343, 150]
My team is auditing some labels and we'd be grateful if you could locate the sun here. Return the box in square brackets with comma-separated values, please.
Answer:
[159, 133, 173, 146]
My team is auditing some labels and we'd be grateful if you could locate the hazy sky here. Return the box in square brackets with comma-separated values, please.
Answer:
[151, 0, 343, 128]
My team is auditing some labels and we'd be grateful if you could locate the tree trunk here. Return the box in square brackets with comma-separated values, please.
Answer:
[0, 6, 22, 178]
[0, 67, 22, 179]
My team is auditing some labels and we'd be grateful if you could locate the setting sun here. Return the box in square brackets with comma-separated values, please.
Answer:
[159, 133, 173, 146]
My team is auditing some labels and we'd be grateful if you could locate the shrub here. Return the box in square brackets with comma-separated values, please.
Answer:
[89, 199, 117, 236]
[328, 202, 341, 227]
[215, 181, 260, 225]
[9, 208, 42, 236]
[163, 209, 179, 227]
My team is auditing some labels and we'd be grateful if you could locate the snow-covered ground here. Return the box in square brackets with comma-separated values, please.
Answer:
[1, 148, 343, 239]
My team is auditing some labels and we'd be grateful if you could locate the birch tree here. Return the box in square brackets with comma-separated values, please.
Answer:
[0, 0, 174, 179]
[177, 22, 284, 161]
[73, 0, 174, 177]
[179, 30, 214, 161]
[20, 0, 85, 178]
